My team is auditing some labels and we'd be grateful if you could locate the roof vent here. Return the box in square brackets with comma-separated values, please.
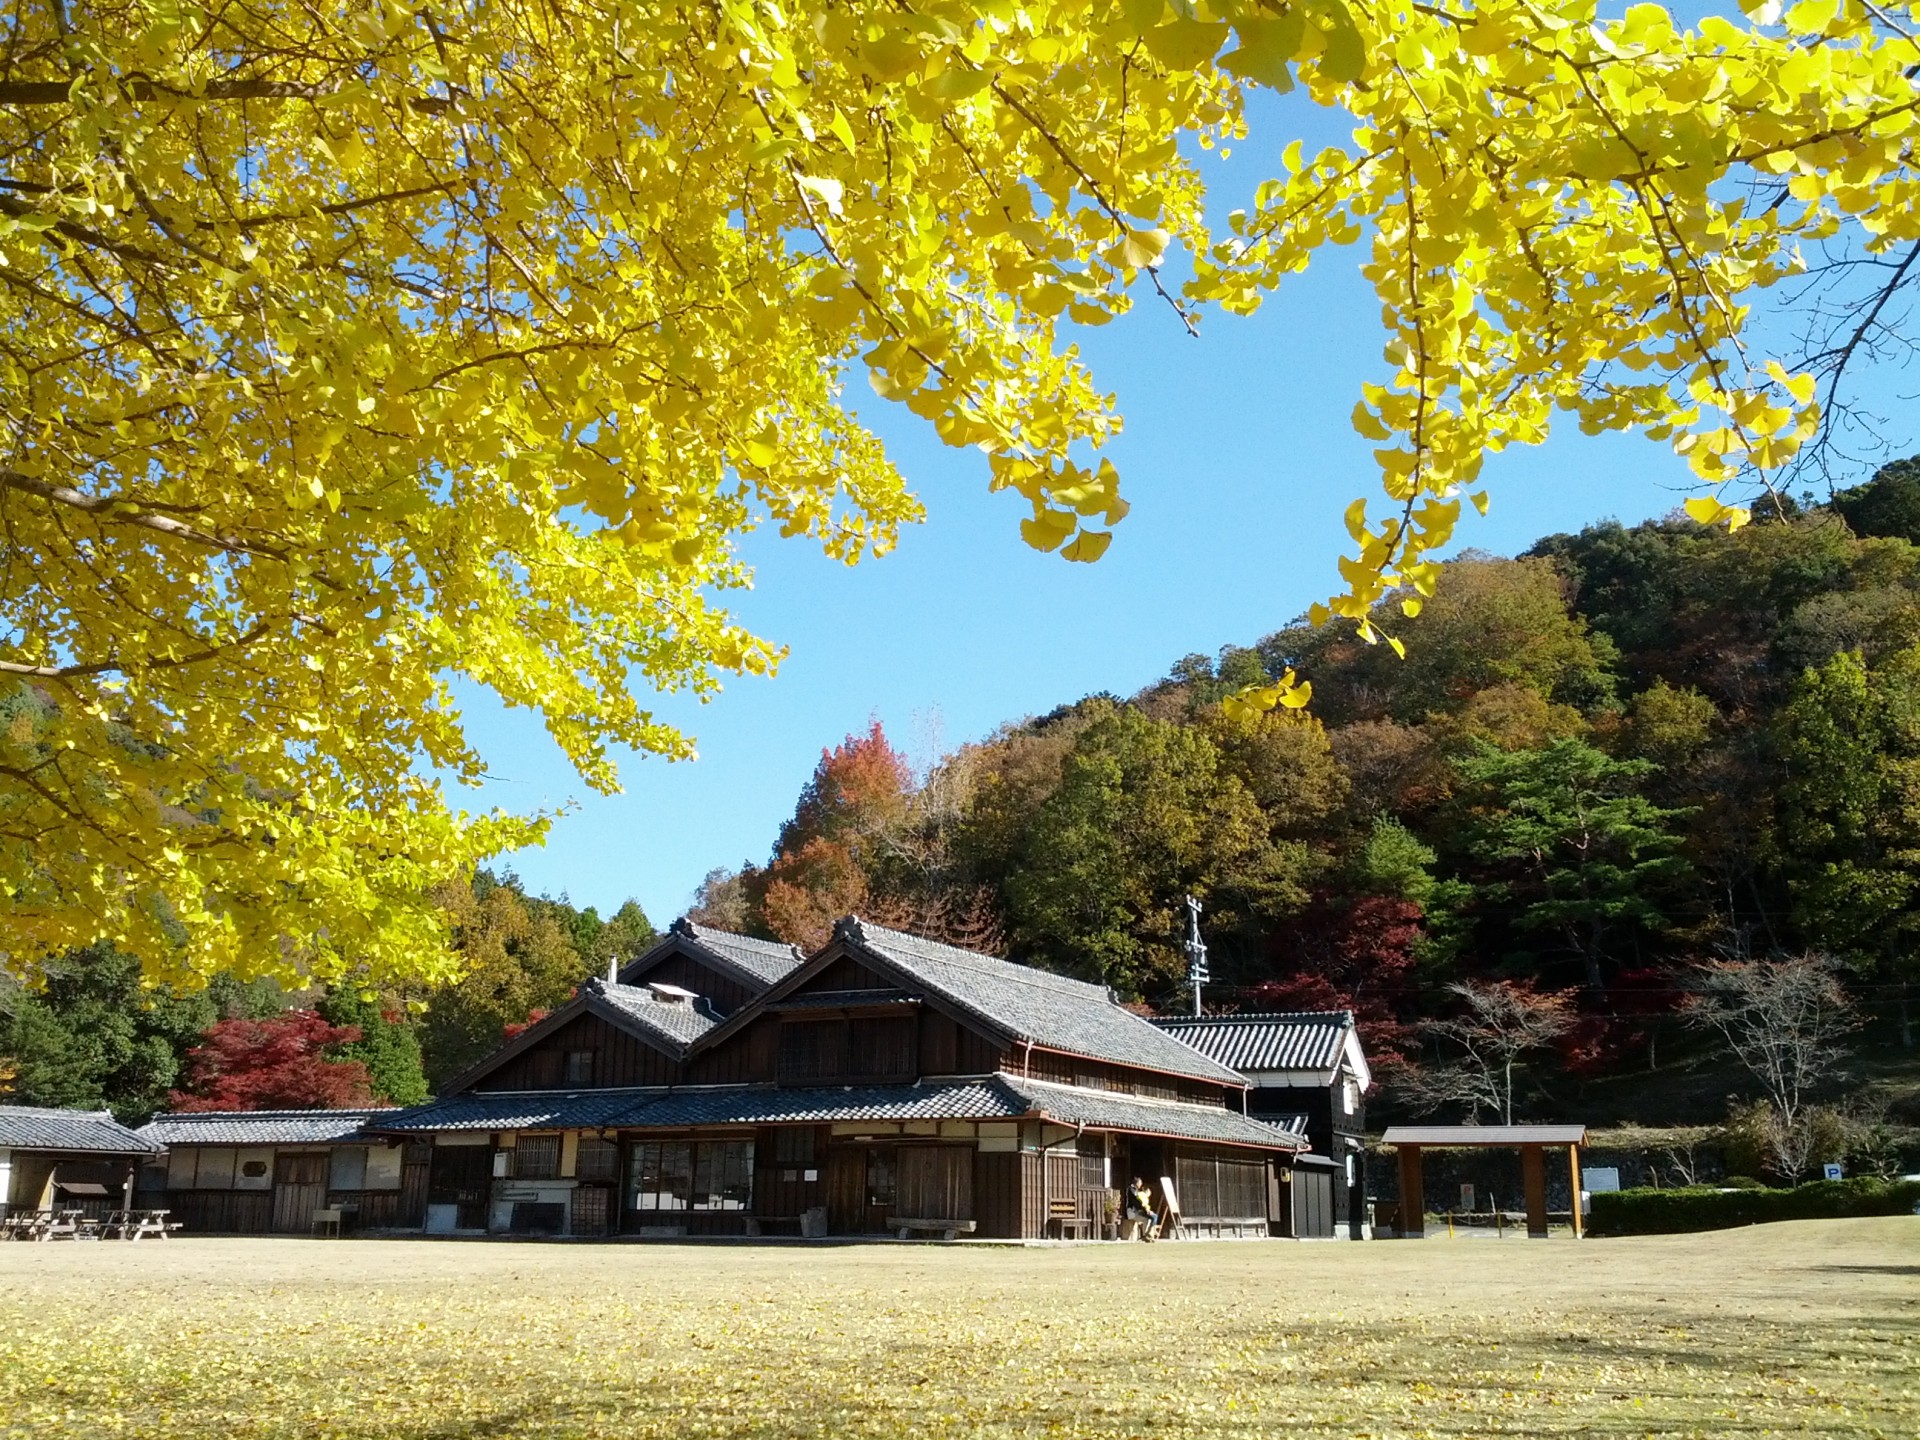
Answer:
[647, 982, 700, 1006]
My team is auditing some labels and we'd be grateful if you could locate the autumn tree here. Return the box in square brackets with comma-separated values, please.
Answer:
[1402, 980, 1577, 1125]
[11, 2, 1920, 986]
[754, 722, 915, 949]
[418, 872, 592, 1087]
[170, 1012, 376, 1112]
[1684, 953, 1858, 1177]
[1003, 703, 1305, 998]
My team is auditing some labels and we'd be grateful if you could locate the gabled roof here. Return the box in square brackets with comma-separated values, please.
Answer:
[618, 918, 803, 991]
[0, 1105, 159, 1155]
[814, 918, 1248, 1088]
[591, 980, 727, 1046]
[138, 1110, 388, 1147]
[441, 978, 723, 1095]
[1150, 1011, 1372, 1090]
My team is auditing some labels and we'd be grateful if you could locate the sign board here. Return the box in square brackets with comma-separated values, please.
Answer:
[1582, 1167, 1622, 1194]
[1458, 1183, 1476, 1211]
[1823, 1162, 1845, 1181]
[1158, 1176, 1181, 1220]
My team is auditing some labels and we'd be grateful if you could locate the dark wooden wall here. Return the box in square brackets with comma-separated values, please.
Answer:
[1015, 1047, 1235, 1106]
[630, 950, 759, 1014]
[475, 1011, 678, 1091]
[687, 1015, 779, 1084]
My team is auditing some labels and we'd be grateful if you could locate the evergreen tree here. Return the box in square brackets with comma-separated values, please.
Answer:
[316, 990, 431, 1106]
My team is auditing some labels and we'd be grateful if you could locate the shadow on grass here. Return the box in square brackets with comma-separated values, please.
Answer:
[1810, 1263, 1920, 1276]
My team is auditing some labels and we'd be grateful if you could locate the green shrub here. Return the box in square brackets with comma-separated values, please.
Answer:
[1589, 1177, 1920, 1237]
[1720, 1175, 1769, 1190]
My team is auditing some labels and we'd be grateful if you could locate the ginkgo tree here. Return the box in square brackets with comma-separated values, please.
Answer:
[2, 0, 1916, 988]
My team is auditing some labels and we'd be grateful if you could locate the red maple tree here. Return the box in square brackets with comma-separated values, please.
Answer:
[755, 721, 915, 948]
[169, 1011, 377, 1111]
[1249, 893, 1424, 1061]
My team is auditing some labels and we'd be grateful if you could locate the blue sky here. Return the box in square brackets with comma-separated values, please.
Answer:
[449, 87, 1760, 926]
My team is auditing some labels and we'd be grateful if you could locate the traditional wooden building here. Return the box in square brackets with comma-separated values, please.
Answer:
[141, 919, 1311, 1240]
[389, 918, 1307, 1239]
[0, 1105, 159, 1219]
[1150, 1011, 1372, 1237]
[134, 1110, 425, 1235]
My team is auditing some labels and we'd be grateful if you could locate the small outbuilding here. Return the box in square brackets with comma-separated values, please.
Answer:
[0, 1105, 160, 1219]
[1150, 1011, 1372, 1235]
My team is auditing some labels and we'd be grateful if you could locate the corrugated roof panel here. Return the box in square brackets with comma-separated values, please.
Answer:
[0, 1105, 159, 1154]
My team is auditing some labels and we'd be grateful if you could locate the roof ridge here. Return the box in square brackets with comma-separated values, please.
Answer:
[849, 917, 1110, 998]
[1154, 1010, 1352, 1025]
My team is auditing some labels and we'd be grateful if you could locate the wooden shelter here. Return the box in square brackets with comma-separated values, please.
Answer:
[0, 1106, 159, 1219]
[1380, 1124, 1589, 1238]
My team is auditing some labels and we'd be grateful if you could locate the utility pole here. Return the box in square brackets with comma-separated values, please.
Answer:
[1183, 893, 1209, 1017]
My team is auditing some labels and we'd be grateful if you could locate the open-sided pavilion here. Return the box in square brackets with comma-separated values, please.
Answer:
[1381, 1124, 1588, 1238]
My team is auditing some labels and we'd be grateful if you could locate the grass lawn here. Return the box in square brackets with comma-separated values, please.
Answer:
[0, 1219, 1914, 1439]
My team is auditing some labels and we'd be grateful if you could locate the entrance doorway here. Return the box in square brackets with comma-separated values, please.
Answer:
[270, 1152, 327, 1233]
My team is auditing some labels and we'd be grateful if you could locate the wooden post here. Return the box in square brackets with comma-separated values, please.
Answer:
[1521, 1144, 1548, 1238]
[1567, 1144, 1584, 1238]
[1396, 1145, 1425, 1237]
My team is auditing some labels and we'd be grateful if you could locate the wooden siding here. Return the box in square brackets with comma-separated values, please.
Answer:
[774, 1015, 917, 1084]
[166, 1189, 273, 1234]
[687, 1014, 779, 1084]
[631, 950, 759, 1015]
[803, 955, 893, 992]
[973, 1151, 1024, 1238]
[1174, 1147, 1269, 1221]
[1017, 1047, 1233, 1106]
[475, 1011, 678, 1091]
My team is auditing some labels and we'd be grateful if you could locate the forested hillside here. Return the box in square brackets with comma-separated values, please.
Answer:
[0, 870, 652, 1121]
[11, 466, 1920, 1144]
[694, 463, 1920, 1130]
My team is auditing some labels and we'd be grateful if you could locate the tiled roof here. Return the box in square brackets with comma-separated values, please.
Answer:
[370, 1074, 1302, 1149]
[589, 980, 724, 1046]
[682, 921, 805, 985]
[370, 1090, 661, 1133]
[1002, 1077, 1308, 1150]
[137, 1110, 388, 1147]
[842, 919, 1247, 1088]
[0, 1105, 159, 1154]
[620, 920, 803, 991]
[1149, 1012, 1353, 1075]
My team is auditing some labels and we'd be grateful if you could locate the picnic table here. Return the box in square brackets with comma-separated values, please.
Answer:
[0, 1208, 178, 1241]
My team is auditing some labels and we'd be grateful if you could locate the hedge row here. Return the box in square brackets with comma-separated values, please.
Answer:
[1588, 1176, 1920, 1236]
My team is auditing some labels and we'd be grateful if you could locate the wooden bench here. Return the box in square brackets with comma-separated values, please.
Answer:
[887, 1217, 978, 1241]
[1047, 1198, 1091, 1240]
